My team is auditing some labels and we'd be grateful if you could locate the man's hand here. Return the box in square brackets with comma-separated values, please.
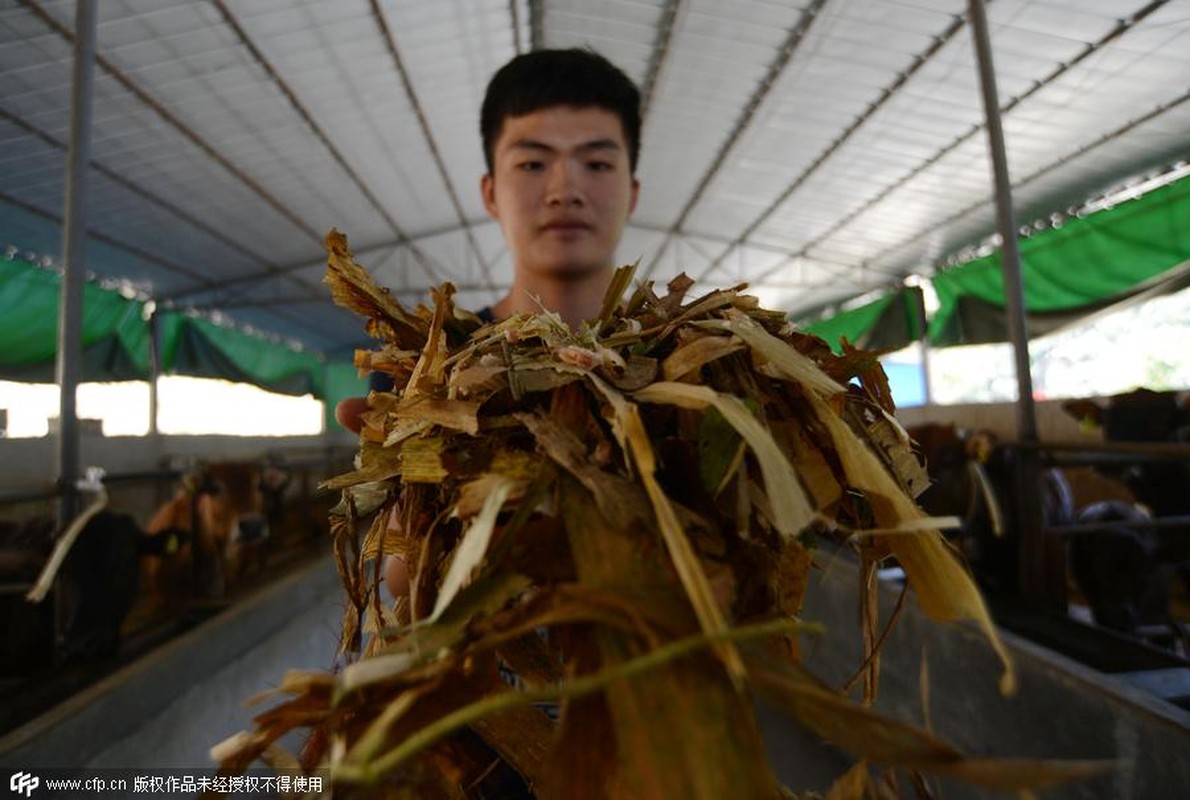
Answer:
[384, 555, 410, 599]
[335, 396, 369, 434]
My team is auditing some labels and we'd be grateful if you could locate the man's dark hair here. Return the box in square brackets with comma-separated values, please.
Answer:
[480, 48, 642, 175]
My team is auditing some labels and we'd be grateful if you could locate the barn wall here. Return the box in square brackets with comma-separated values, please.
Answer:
[896, 399, 1103, 442]
[0, 434, 356, 528]
[0, 433, 353, 491]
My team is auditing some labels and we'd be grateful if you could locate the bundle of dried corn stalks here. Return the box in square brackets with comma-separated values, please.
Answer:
[212, 231, 1102, 798]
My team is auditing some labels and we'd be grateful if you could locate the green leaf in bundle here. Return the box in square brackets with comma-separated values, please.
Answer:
[634, 381, 817, 539]
[696, 405, 744, 497]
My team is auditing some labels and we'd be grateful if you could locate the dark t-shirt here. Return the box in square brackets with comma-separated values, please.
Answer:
[367, 306, 494, 393]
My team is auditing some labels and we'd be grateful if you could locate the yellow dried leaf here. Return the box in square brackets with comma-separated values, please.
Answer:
[634, 381, 817, 538]
[697, 309, 844, 397]
[324, 229, 426, 347]
[804, 390, 1016, 695]
[395, 395, 481, 436]
[397, 437, 448, 484]
[661, 331, 745, 381]
[927, 757, 1111, 791]
[587, 375, 747, 686]
[449, 363, 507, 398]
[431, 476, 515, 620]
[825, 761, 869, 800]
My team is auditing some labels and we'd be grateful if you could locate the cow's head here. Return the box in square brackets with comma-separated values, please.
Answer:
[191, 462, 269, 549]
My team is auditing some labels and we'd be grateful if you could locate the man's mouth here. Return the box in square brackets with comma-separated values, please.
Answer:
[540, 219, 592, 232]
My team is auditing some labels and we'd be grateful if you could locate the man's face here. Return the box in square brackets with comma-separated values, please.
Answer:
[481, 106, 639, 282]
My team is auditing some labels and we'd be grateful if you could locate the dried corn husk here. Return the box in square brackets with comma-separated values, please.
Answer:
[212, 230, 1105, 798]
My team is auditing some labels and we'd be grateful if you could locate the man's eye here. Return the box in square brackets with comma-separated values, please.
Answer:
[518, 161, 544, 171]
[588, 161, 613, 171]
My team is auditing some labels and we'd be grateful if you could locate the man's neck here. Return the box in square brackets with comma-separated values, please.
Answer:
[491, 267, 611, 329]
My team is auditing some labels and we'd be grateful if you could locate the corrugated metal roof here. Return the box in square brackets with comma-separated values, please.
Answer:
[1, 0, 1186, 356]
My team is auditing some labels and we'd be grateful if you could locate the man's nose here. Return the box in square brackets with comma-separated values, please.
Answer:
[545, 162, 584, 207]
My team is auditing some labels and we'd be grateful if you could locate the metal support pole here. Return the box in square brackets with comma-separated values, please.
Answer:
[912, 285, 933, 405]
[55, 0, 98, 527]
[968, 0, 1036, 432]
[967, 0, 1063, 611]
[147, 305, 160, 436]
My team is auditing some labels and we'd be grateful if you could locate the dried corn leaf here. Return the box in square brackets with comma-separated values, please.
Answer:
[925, 757, 1110, 791]
[431, 476, 515, 620]
[217, 232, 1103, 800]
[825, 761, 870, 800]
[454, 472, 531, 519]
[324, 229, 426, 347]
[397, 437, 450, 484]
[696, 309, 844, 397]
[661, 331, 744, 381]
[634, 381, 817, 538]
[561, 483, 792, 800]
[469, 704, 555, 789]
[394, 396, 481, 436]
[588, 376, 747, 685]
[803, 389, 1016, 695]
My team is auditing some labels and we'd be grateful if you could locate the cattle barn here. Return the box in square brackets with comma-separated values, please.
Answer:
[1, 1, 1188, 796]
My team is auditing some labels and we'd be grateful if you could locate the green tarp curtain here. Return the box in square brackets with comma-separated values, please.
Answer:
[796, 174, 1190, 351]
[929, 175, 1190, 346]
[171, 316, 325, 397]
[0, 259, 151, 382]
[0, 258, 365, 412]
[800, 287, 925, 354]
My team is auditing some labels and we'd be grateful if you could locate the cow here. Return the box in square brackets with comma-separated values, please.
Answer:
[1062, 388, 1190, 520]
[140, 461, 274, 615]
[3, 459, 297, 678]
[1068, 500, 1173, 638]
[1, 511, 141, 676]
[1061, 389, 1190, 641]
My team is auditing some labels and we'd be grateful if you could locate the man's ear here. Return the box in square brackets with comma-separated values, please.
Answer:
[481, 174, 498, 219]
[628, 177, 640, 215]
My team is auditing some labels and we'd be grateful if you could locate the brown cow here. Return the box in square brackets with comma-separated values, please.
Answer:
[140, 462, 272, 615]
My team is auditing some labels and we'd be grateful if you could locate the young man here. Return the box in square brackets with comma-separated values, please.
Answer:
[334, 48, 641, 432]
[336, 49, 643, 599]
[479, 47, 641, 328]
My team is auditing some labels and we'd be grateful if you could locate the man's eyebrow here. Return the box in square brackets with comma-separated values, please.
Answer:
[506, 138, 623, 153]
[508, 139, 554, 153]
[577, 138, 623, 153]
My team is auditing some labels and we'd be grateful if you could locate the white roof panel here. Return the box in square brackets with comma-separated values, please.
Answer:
[1, 0, 1186, 353]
